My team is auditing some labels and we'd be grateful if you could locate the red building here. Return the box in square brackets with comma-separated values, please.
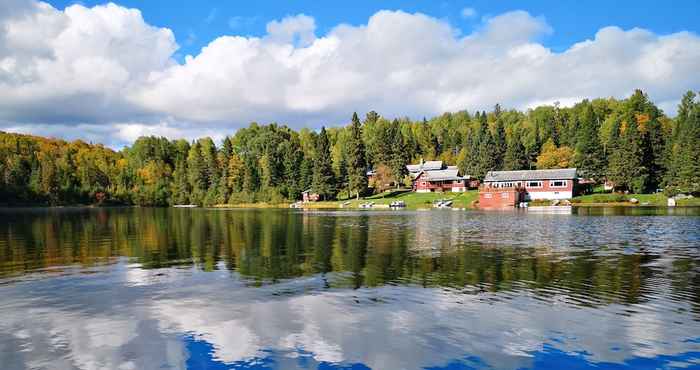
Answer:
[479, 168, 578, 208]
[413, 167, 473, 192]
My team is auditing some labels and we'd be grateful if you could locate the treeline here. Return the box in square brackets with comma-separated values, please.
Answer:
[1, 90, 698, 206]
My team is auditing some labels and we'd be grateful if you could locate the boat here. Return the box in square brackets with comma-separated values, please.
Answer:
[289, 201, 303, 208]
[173, 204, 198, 208]
[433, 199, 453, 208]
[359, 202, 375, 209]
[390, 200, 406, 208]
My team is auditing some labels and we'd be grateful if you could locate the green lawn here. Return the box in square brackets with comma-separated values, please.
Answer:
[311, 189, 479, 209]
[571, 192, 700, 206]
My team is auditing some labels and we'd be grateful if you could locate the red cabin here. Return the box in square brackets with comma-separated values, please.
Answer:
[479, 168, 578, 208]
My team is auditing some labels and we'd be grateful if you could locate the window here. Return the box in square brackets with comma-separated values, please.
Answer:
[527, 181, 542, 188]
[550, 180, 567, 188]
[484, 193, 493, 199]
[501, 192, 509, 199]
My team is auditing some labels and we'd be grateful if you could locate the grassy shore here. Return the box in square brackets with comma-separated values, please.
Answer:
[212, 190, 699, 209]
[571, 193, 700, 207]
[214, 189, 479, 209]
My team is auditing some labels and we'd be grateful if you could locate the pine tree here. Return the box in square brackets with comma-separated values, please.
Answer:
[312, 127, 337, 200]
[503, 136, 528, 170]
[281, 140, 302, 200]
[186, 142, 206, 205]
[574, 103, 605, 180]
[299, 154, 313, 192]
[492, 104, 507, 169]
[607, 114, 647, 193]
[470, 113, 497, 179]
[346, 112, 368, 199]
[388, 119, 409, 188]
[171, 159, 190, 205]
[666, 91, 700, 194]
[221, 136, 233, 160]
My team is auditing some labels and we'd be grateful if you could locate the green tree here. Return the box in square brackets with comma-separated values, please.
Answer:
[492, 104, 507, 169]
[607, 115, 647, 193]
[346, 112, 368, 199]
[388, 119, 409, 188]
[187, 142, 207, 205]
[312, 127, 337, 199]
[665, 91, 700, 194]
[574, 102, 605, 180]
[503, 135, 528, 171]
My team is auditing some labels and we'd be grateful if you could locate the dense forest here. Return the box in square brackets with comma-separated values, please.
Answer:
[1, 89, 698, 206]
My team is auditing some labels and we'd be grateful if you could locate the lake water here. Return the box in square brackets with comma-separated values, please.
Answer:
[1, 207, 700, 370]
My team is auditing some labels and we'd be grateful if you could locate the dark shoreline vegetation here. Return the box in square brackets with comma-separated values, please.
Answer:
[1, 89, 699, 207]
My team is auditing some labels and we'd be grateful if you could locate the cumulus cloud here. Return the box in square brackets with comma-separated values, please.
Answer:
[1, 1, 700, 147]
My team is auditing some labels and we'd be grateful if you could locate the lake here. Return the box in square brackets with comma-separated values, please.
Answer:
[1, 207, 699, 370]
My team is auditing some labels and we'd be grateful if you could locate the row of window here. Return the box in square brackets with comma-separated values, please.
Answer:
[490, 180, 568, 188]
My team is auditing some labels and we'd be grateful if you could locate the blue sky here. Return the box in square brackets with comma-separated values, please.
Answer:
[2, 0, 700, 147]
[47, 0, 700, 58]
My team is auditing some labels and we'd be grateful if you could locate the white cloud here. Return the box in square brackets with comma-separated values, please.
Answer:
[461, 7, 477, 19]
[265, 14, 316, 46]
[1, 1, 700, 146]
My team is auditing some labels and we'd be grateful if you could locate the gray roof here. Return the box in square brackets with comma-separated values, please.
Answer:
[407, 160, 443, 173]
[484, 168, 577, 182]
[419, 169, 465, 181]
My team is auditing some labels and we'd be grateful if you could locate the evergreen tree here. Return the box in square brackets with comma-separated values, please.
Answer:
[186, 142, 207, 205]
[346, 112, 368, 199]
[666, 91, 700, 194]
[503, 135, 528, 170]
[607, 114, 647, 193]
[312, 127, 336, 199]
[492, 104, 507, 169]
[221, 136, 233, 160]
[171, 159, 190, 204]
[281, 140, 303, 200]
[388, 119, 409, 187]
[469, 113, 497, 179]
[299, 154, 313, 192]
[574, 103, 605, 180]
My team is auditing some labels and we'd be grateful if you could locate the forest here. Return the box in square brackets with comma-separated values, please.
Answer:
[0, 89, 698, 206]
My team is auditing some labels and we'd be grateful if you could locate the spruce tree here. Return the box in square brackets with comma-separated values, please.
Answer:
[492, 104, 507, 169]
[186, 142, 206, 204]
[470, 112, 497, 179]
[171, 159, 190, 205]
[607, 114, 647, 193]
[346, 112, 368, 199]
[312, 127, 337, 200]
[388, 119, 409, 188]
[503, 136, 528, 171]
[574, 103, 605, 180]
[666, 91, 700, 194]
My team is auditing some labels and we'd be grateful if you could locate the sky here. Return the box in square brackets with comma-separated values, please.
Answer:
[1, 0, 699, 148]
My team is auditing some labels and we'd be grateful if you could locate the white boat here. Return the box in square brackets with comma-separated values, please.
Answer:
[390, 200, 406, 208]
[433, 199, 453, 208]
[173, 204, 198, 208]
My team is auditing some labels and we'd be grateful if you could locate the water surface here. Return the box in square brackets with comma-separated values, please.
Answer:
[1, 207, 699, 369]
